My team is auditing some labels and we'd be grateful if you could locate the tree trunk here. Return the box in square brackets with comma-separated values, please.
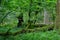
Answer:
[56, 0, 60, 29]
[44, 8, 49, 25]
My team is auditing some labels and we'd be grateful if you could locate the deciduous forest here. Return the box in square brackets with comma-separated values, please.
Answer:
[0, 0, 60, 40]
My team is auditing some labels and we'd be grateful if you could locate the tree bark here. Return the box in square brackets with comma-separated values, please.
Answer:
[44, 8, 50, 25]
[56, 0, 60, 29]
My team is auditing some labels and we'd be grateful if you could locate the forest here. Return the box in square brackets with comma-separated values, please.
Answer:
[0, 0, 60, 40]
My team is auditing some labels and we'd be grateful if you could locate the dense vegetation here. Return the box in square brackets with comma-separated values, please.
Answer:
[0, 0, 59, 40]
[0, 30, 60, 40]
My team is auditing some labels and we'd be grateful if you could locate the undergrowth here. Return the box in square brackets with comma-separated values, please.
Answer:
[0, 30, 60, 40]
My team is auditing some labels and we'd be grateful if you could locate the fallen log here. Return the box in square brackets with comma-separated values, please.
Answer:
[0, 24, 54, 36]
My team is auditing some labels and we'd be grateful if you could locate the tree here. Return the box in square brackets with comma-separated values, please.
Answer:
[56, 0, 60, 30]
[44, 8, 50, 25]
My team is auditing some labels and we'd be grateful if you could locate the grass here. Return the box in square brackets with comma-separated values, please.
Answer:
[2, 30, 59, 40]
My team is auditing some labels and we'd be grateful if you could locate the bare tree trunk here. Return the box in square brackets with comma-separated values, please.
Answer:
[56, 0, 60, 29]
[44, 8, 49, 25]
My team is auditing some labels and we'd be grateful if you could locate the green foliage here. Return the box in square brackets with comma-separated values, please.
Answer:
[0, 36, 4, 40]
[0, 0, 57, 40]
[14, 30, 60, 40]
[0, 27, 9, 33]
[2, 30, 59, 40]
[0, 0, 57, 28]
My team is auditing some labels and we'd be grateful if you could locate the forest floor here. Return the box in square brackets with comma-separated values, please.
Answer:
[0, 30, 60, 40]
